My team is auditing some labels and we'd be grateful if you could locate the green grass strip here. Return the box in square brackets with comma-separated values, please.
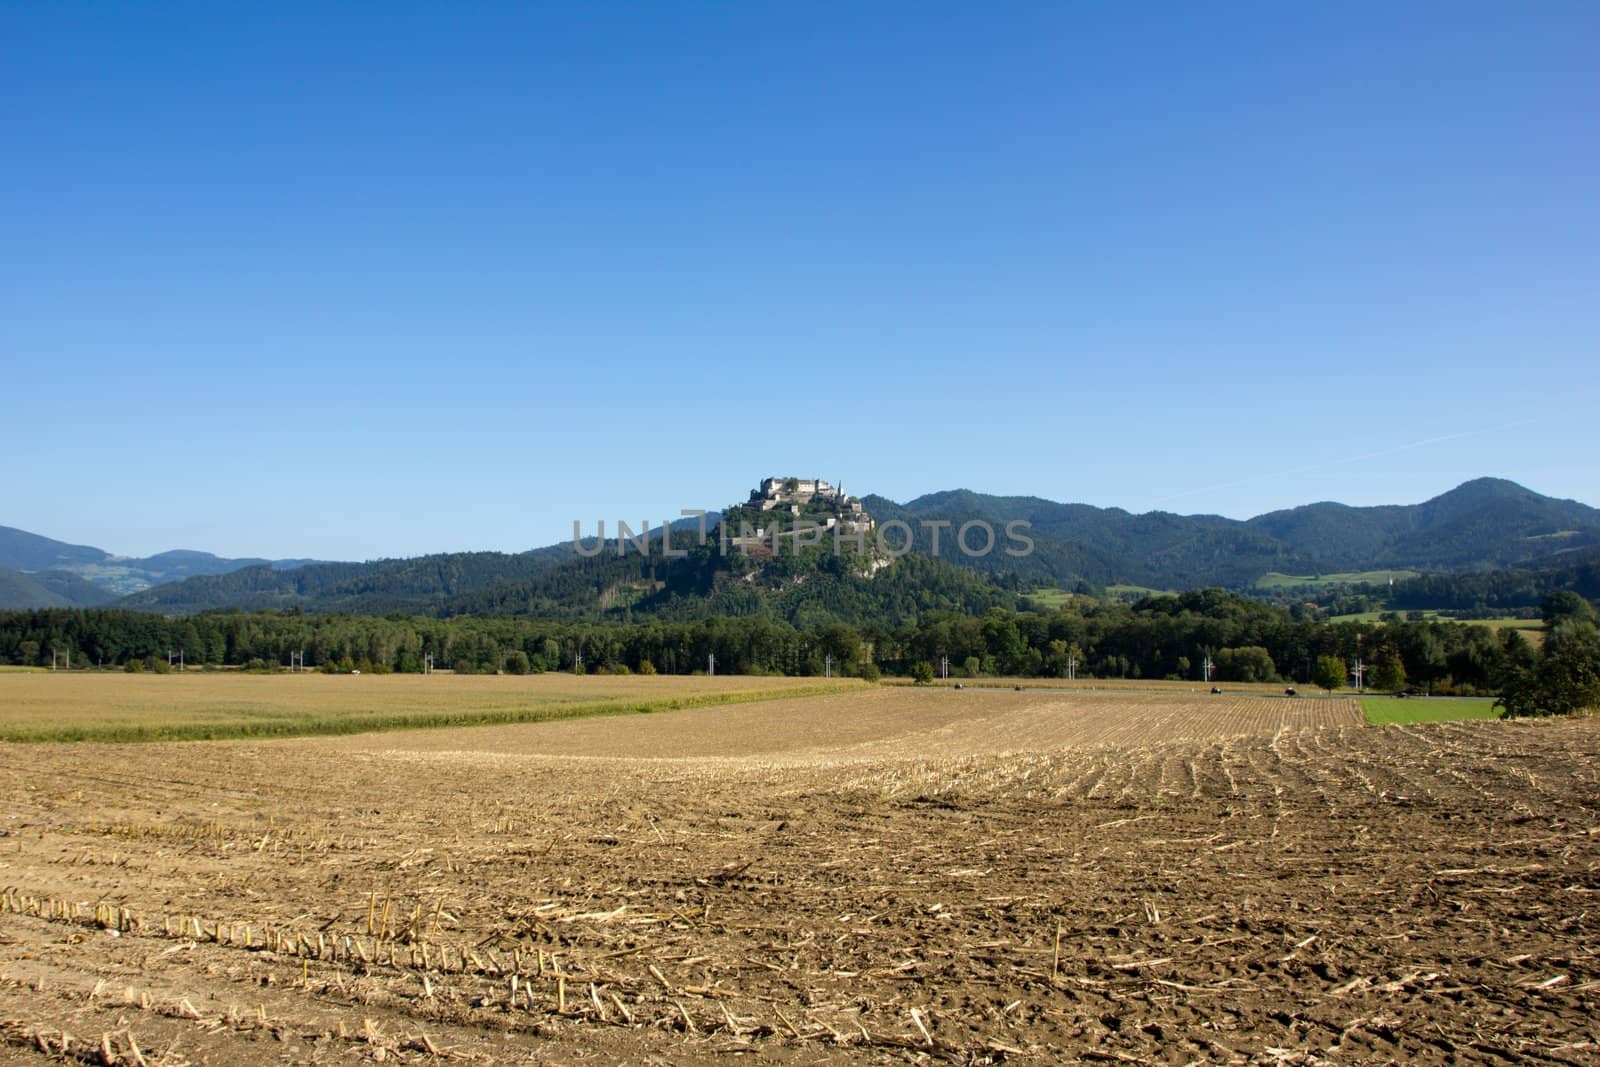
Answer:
[0, 680, 867, 744]
[1361, 696, 1502, 725]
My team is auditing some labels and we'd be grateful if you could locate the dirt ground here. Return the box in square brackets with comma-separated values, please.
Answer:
[1, 688, 1597, 1065]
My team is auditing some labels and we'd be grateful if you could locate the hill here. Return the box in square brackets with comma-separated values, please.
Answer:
[0, 567, 70, 610]
[863, 477, 1600, 589]
[1245, 478, 1600, 569]
[118, 505, 1013, 628]
[0, 526, 107, 573]
[28, 476, 1600, 618]
[0, 566, 120, 610]
[0, 524, 331, 601]
[115, 550, 575, 617]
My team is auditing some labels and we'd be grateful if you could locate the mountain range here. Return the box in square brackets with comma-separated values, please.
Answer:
[862, 476, 1600, 588]
[0, 524, 324, 607]
[4, 478, 1598, 618]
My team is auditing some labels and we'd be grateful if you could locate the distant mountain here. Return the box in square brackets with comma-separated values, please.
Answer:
[0, 524, 333, 604]
[116, 550, 574, 616]
[1246, 478, 1600, 568]
[18, 477, 1600, 618]
[115, 498, 1014, 626]
[0, 567, 115, 609]
[861, 491, 1291, 588]
[0, 526, 107, 573]
[863, 477, 1600, 589]
[30, 569, 119, 607]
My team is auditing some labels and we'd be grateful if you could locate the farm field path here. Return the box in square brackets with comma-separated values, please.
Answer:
[1, 689, 1597, 1065]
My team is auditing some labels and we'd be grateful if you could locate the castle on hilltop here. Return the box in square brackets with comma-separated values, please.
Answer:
[749, 477, 869, 521]
[751, 477, 835, 509]
[733, 477, 875, 545]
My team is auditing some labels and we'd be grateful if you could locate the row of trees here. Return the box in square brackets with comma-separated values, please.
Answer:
[5, 588, 1597, 706]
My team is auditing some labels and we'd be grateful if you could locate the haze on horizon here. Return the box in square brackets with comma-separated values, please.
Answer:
[4, 3, 1596, 561]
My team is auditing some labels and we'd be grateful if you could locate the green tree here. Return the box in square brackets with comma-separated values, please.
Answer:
[1215, 646, 1277, 683]
[1311, 655, 1345, 692]
[911, 660, 935, 685]
[1498, 619, 1600, 717]
[1542, 590, 1598, 628]
[1369, 652, 1406, 692]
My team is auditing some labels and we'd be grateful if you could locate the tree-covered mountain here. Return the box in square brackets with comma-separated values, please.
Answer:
[1351, 545, 1600, 613]
[14, 476, 1600, 617]
[0, 567, 117, 610]
[0, 526, 107, 573]
[115, 549, 576, 617]
[1246, 478, 1600, 569]
[117, 517, 1015, 628]
[0, 524, 331, 602]
[863, 477, 1600, 588]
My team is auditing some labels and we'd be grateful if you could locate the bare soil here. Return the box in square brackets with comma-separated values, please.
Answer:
[1, 688, 1596, 1065]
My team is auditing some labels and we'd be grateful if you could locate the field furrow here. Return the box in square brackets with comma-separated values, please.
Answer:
[1, 679, 1595, 1064]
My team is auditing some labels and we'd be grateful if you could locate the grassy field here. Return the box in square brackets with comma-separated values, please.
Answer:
[1254, 569, 1419, 590]
[1361, 696, 1502, 724]
[1106, 583, 1167, 600]
[0, 672, 865, 743]
[1025, 585, 1171, 606]
[881, 675, 1311, 695]
[1328, 611, 1545, 645]
[1023, 586, 1079, 608]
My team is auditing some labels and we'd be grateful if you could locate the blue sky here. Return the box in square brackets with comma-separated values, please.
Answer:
[4, 2, 1596, 560]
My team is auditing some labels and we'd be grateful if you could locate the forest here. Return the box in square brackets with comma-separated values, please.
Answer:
[7, 588, 1598, 714]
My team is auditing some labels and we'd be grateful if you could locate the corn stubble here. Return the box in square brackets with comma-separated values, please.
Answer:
[0, 687, 1596, 1063]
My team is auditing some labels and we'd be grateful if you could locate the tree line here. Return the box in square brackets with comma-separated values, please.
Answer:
[3, 589, 1596, 714]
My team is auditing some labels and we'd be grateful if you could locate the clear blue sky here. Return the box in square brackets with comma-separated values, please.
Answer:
[4, 2, 1596, 560]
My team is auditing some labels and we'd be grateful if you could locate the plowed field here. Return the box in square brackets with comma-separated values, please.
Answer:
[2, 686, 1596, 1065]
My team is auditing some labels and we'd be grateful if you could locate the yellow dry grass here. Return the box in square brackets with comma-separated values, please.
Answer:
[0, 671, 863, 742]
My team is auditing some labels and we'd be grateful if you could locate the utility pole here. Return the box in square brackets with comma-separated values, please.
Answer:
[824, 654, 832, 679]
[423, 652, 433, 675]
[1066, 654, 1078, 681]
[1202, 655, 1214, 683]
[708, 653, 715, 677]
[940, 655, 949, 680]
[1350, 657, 1365, 692]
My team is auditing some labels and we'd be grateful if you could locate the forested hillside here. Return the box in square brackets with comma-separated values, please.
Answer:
[14, 476, 1599, 616]
[864, 478, 1600, 589]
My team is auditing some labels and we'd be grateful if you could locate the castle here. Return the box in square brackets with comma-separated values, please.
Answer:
[750, 477, 836, 509]
[732, 477, 875, 545]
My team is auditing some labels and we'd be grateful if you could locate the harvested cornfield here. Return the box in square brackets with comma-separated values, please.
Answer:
[0, 687, 1596, 1065]
[0, 671, 863, 742]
